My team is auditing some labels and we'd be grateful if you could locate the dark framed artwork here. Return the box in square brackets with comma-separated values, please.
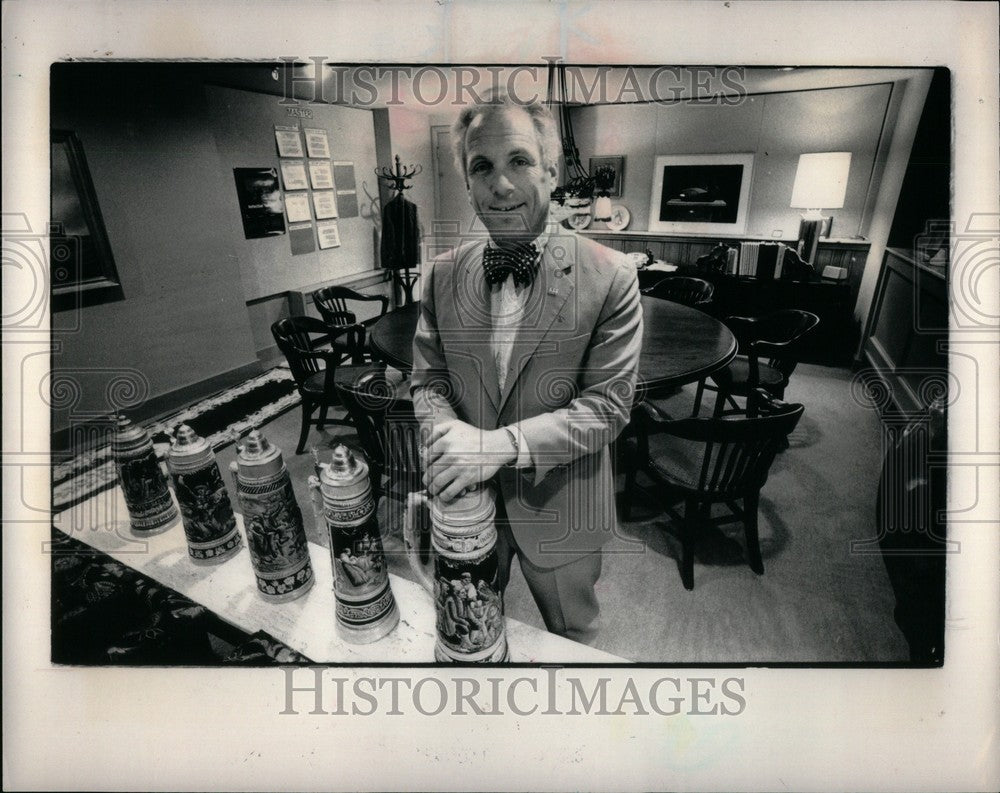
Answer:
[233, 167, 287, 239]
[50, 130, 125, 311]
[588, 155, 625, 197]
[649, 153, 754, 234]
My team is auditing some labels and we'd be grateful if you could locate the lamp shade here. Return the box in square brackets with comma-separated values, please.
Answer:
[593, 195, 613, 222]
[790, 152, 852, 210]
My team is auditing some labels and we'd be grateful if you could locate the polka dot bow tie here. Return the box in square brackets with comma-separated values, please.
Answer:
[482, 243, 540, 288]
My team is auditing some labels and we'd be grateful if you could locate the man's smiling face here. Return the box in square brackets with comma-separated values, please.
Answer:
[463, 106, 557, 245]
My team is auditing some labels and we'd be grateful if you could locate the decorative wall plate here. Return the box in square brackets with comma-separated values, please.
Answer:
[567, 210, 592, 230]
[606, 204, 631, 231]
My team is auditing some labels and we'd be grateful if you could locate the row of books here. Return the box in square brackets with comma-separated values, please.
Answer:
[725, 241, 790, 279]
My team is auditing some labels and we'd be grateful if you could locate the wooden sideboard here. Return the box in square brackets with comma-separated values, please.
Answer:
[587, 230, 865, 366]
[862, 247, 948, 415]
[582, 230, 870, 311]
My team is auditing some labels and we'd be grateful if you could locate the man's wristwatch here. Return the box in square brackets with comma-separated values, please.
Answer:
[501, 427, 519, 467]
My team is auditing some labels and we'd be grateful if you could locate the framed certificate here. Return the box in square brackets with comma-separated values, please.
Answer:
[304, 128, 331, 159]
[316, 219, 341, 249]
[308, 160, 334, 190]
[283, 192, 311, 223]
[279, 160, 308, 191]
[274, 126, 304, 158]
[312, 190, 338, 220]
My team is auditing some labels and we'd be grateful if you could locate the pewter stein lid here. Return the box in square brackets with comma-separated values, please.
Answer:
[320, 444, 369, 485]
[233, 428, 284, 479]
[428, 483, 495, 529]
[110, 413, 151, 451]
[318, 444, 371, 502]
[166, 424, 212, 471]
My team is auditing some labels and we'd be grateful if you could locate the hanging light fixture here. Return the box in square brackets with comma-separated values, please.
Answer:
[546, 60, 601, 224]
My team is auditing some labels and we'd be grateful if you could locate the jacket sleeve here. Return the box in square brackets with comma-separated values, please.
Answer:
[410, 258, 459, 430]
[513, 261, 643, 484]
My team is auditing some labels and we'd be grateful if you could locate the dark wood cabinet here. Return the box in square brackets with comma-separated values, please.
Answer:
[583, 229, 870, 312]
[595, 230, 864, 366]
[705, 274, 854, 365]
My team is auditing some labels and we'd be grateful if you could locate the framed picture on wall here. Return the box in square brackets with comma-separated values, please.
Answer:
[649, 153, 754, 234]
[233, 167, 286, 239]
[50, 129, 125, 311]
[588, 155, 625, 197]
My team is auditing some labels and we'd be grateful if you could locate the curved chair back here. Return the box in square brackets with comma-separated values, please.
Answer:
[334, 364, 423, 496]
[728, 308, 819, 352]
[312, 285, 389, 327]
[271, 316, 360, 454]
[637, 399, 804, 498]
[271, 316, 333, 384]
[645, 276, 715, 307]
[731, 309, 820, 379]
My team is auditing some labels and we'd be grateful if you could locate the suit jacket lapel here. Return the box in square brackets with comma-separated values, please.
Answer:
[452, 242, 501, 414]
[498, 242, 576, 416]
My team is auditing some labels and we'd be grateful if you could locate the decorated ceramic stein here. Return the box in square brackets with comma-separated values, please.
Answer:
[404, 485, 508, 663]
[229, 429, 314, 602]
[312, 444, 399, 644]
[166, 424, 241, 563]
[111, 413, 178, 534]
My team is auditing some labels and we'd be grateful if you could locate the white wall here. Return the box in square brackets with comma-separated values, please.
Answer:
[50, 66, 261, 432]
[205, 85, 381, 300]
[571, 82, 892, 239]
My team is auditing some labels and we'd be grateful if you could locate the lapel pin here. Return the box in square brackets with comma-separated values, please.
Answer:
[547, 286, 558, 295]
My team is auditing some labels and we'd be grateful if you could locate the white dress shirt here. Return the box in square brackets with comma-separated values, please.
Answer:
[487, 232, 550, 468]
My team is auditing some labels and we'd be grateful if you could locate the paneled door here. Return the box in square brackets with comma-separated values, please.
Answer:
[431, 125, 479, 249]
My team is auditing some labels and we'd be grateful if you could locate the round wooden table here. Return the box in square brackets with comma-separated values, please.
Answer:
[369, 296, 737, 393]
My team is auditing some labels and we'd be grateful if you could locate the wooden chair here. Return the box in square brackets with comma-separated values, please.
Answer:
[693, 309, 820, 418]
[271, 316, 362, 454]
[623, 392, 804, 590]
[333, 364, 423, 501]
[643, 276, 715, 308]
[312, 286, 390, 362]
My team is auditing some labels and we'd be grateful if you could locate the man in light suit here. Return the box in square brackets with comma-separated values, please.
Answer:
[411, 93, 642, 644]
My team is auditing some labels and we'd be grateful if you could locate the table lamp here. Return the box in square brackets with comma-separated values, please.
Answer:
[790, 152, 852, 264]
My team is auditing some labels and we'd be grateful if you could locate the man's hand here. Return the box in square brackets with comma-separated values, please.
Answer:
[422, 419, 516, 502]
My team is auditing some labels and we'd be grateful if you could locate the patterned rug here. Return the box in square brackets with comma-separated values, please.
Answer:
[52, 367, 300, 513]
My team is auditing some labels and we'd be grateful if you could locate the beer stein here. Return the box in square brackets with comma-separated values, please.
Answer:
[404, 485, 509, 662]
[229, 429, 314, 602]
[111, 413, 178, 534]
[166, 424, 241, 563]
[313, 445, 399, 644]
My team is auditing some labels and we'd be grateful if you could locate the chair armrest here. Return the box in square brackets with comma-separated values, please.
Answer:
[289, 347, 345, 368]
[634, 401, 690, 438]
[722, 313, 758, 339]
[322, 323, 367, 365]
[642, 400, 675, 422]
[752, 337, 801, 356]
[365, 293, 391, 317]
[752, 388, 795, 416]
[343, 292, 390, 317]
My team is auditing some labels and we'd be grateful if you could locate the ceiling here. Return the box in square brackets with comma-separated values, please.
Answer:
[204, 63, 932, 114]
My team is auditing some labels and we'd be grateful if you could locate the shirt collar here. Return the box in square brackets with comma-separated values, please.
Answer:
[485, 225, 552, 260]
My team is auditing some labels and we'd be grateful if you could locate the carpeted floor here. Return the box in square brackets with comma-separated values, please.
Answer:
[210, 362, 910, 664]
[53, 367, 299, 512]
